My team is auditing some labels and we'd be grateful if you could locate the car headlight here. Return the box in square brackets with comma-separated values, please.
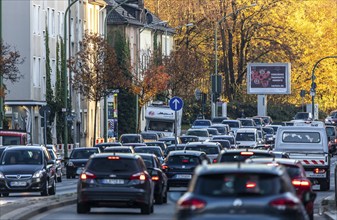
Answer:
[33, 170, 44, 178]
[67, 161, 74, 166]
[0, 172, 4, 179]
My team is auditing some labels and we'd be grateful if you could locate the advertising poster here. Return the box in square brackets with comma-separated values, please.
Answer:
[247, 63, 291, 94]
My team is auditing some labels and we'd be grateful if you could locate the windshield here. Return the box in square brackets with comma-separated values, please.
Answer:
[1, 149, 42, 165]
[295, 113, 309, 120]
[282, 132, 320, 143]
[185, 146, 219, 154]
[167, 155, 200, 165]
[253, 119, 262, 125]
[148, 120, 173, 132]
[220, 153, 273, 162]
[241, 120, 254, 126]
[195, 173, 282, 197]
[223, 121, 239, 128]
[88, 158, 138, 172]
[262, 128, 274, 135]
[134, 148, 163, 157]
[71, 149, 98, 159]
[141, 133, 157, 139]
[236, 133, 256, 141]
[186, 130, 208, 137]
[193, 120, 211, 126]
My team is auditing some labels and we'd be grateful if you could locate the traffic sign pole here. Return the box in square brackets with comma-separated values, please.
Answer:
[175, 111, 177, 151]
[169, 97, 184, 151]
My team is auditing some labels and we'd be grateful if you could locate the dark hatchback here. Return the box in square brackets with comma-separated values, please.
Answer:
[175, 163, 308, 220]
[137, 153, 168, 204]
[65, 147, 100, 179]
[77, 153, 154, 214]
[162, 150, 210, 189]
[0, 145, 56, 196]
[216, 149, 287, 163]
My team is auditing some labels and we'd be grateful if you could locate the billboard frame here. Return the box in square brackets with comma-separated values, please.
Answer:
[247, 63, 291, 94]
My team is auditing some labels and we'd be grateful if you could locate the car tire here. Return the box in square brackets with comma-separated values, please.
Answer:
[163, 189, 168, 204]
[49, 178, 56, 195]
[41, 180, 49, 196]
[77, 202, 90, 214]
[140, 202, 151, 214]
[320, 180, 330, 191]
[2, 193, 9, 197]
[155, 193, 164, 204]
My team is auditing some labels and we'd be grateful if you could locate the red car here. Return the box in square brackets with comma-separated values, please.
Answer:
[247, 158, 316, 220]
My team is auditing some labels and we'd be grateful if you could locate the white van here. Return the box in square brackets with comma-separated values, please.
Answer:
[274, 122, 330, 191]
[235, 128, 259, 148]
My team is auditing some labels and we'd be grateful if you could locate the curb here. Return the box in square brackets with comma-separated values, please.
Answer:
[1, 193, 77, 220]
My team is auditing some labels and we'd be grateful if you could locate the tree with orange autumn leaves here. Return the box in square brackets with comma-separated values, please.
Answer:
[132, 56, 170, 132]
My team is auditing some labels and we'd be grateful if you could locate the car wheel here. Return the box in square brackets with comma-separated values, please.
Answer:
[163, 189, 168, 204]
[320, 180, 330, 191]
[48, 178, 56, 195]
[140, 202, 151, 214]
[77, 202, 90, 214]
[41, 180, 49, 196]
[2, 193, 9, 197]
[155, 193, 164, 204]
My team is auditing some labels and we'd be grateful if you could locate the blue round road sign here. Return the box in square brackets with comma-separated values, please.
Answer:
[169, 97, 183, 111]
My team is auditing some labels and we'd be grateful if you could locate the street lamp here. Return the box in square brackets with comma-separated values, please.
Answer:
[103, 0, 129, 142]
[213, 3, 257, 117]
[310, 55, 337, 119]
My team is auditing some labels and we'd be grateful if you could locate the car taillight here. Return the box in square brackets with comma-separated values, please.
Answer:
[130, 172, 146, 181]
[292, 179, 311, 187]
[162, 165, 168, 170]
[80, 172, 96, 180]
[177, 198, 206, 210]
[246, 181, 256, 188]
[269, 198, 299, 210]
[151, 176, 160, 181]
[240, 151, 254, 156]
[313, 168, 325, 174]
[213, 159, 217, 163]
[108, 156, 120, 160]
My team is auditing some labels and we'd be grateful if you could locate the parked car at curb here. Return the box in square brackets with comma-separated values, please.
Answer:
[48, 149, 63, 182]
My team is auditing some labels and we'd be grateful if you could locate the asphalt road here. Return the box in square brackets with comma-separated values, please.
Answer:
[1, 157, 336, 219]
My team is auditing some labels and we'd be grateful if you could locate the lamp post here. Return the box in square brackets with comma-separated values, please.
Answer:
[103, 0, 128, 142]
[213, 3, 257, 117]
[63, 0, 79, 157]
[311, 55, 337, 119]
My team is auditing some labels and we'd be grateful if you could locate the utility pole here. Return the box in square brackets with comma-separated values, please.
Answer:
[0, 0, 3, 130]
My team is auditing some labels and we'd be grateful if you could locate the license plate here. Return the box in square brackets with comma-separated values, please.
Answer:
[102, 179, 124, 184]
[305, 172, 326, 178]
[175, 174, 192, 179]
[10, 181, 27, 186]
[312, 185, 320, 190]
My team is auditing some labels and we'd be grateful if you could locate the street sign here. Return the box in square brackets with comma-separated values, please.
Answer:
[169, 97, 183, 111]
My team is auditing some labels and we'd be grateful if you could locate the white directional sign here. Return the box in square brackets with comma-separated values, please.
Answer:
[169, 97, 183, 111]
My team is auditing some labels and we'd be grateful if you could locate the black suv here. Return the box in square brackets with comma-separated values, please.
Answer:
[77, 153, 154, 214]
[175, 163, 308, 220]
[162, 150, 210, 189]
[0, 145, 56, 196]
[65, 147, 100, 179]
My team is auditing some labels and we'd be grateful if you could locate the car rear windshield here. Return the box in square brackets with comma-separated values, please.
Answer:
[87, 157, 139, 172]
[219, 152, 273, 162]
[186, 130, 208, 137]
[262, 128, 274, 135]
[165, 146, 185, 155]
[223, 121, 239, 128]
[134, 148, 163, 157]
[104, 148, 132, 153]
[241, 120, 254, 126]
[139, 156, 154, 168]
[195, 173, 283, 197]
[236, 133, 256, 141]
[285, 165, 302, 179]
[193, 120, 211, 126]
[142, 133, 157, 139]
[282, 132, 320, 143]
[167, 155, 200, 165]
[71, 149, 98, 159]
[180, 137, 199, 143]
[185, 146, 219, 154]
[121, 136, 140, 143]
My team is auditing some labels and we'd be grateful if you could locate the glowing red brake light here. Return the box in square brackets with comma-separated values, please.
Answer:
[162, 165, 168, 170]
[178, 198, 207, 210]
[80, 172, 96, 180]
[292, 179, 310, 187]
[313, 168, 325, 174]
[130, 172, 146, 181]
[108, 156, 120, 160]
[213, 159, 217, 163]
[182, 159, 189, 163]
[240, 151, 254, 156]
[151, 176, 160, 181]
[246, 182, 256, 188]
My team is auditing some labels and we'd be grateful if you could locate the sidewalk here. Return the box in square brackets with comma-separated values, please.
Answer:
[321, 195, 337, 220]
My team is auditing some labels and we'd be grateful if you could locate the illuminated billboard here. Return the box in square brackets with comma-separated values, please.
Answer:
[247, 63, 291, 94]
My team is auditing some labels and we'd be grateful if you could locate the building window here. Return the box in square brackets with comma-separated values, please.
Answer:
[57, 12, 60, 36]
[51, 59, 56, 88]
[51, 9, 55, 37]
[37, 5, 41, 35]
[33, 57, 41, 88]
[71, 17, 74, 42]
